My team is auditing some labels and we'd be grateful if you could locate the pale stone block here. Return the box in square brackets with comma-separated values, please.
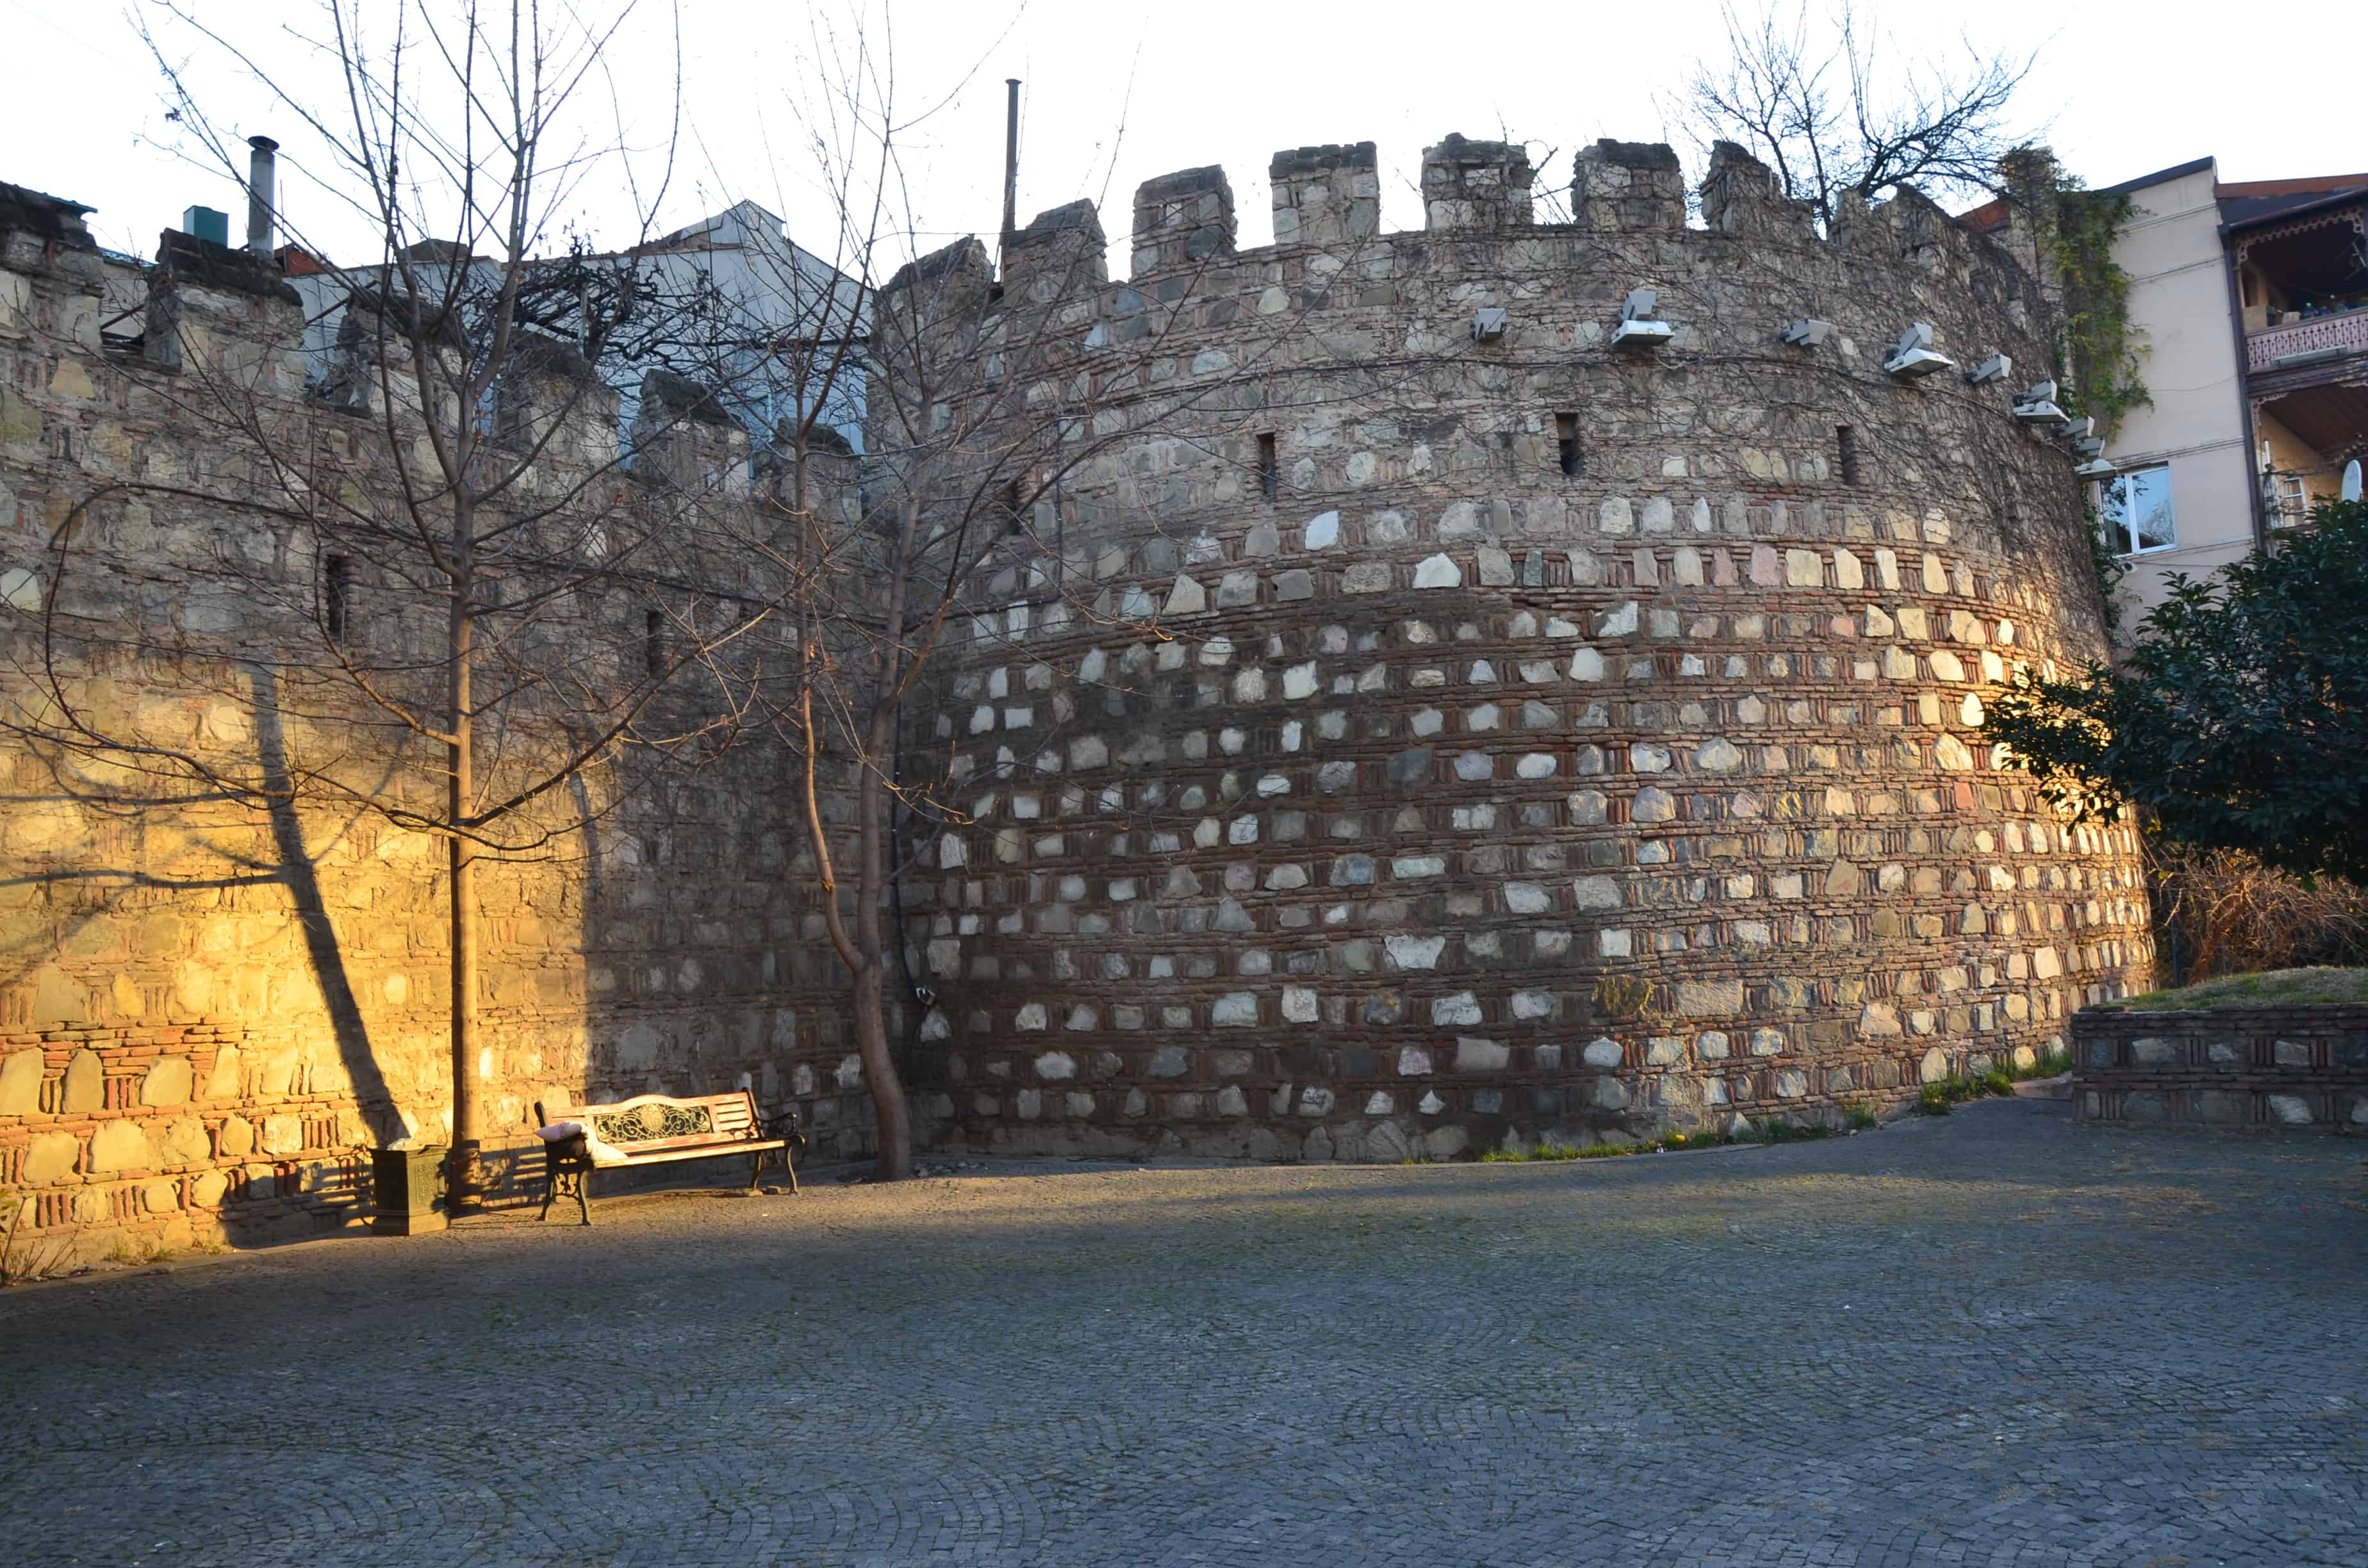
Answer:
[158, 1116, 211, 1166]
[1035, 1051, 1078, 1080]
[1212, 992, 1259, 1026]
[261, 1115, 304, 1156]
[0, 1050, 43, 1116]
[1675, 978, 1745, 1016]
[1694, 738, 1741, 773]
[90, 1120, 157, 1172]
[22, 1131, 79, 1184]
[1430, 992, 1482, 1026]
[1386, 935, 1445, 970]
[140, 1056, 193, 1107]
[1413, 553, 1461, 587]
[61, 1049, 102, 1114]
[1583, 1038, 1624, 1067]
[1456, 1037, 1511, 1071]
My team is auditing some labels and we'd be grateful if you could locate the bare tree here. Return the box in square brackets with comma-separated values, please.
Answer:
[684, 28, 1340, 1179]
[1668, 0, 2041, 231]
[5, 0, 779, 1207]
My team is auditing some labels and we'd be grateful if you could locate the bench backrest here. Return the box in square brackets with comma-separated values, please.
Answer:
[548, 1090, 763, 1154]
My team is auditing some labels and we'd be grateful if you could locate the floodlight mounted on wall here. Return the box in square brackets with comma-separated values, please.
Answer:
[2055, 416, 2096, 443]
[2073, 457, 2116, 478]
[1882, 322, 1953, 379]
[1471, 306, 1508, 343]
[1964, 354, 2012, 385]
[1780, 318, 1833, 348]
[2012, 380, 2064, 424]
[1611, 288, 1673, 348]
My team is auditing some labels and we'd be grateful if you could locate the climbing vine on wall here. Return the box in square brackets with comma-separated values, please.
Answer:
[2050, 176, 2150, 437]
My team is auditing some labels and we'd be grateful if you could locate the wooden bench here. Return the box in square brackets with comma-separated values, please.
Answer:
[532, 1090, 803, 1225]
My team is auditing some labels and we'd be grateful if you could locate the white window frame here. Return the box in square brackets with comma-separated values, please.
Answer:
[2097, 465, 2177, 557]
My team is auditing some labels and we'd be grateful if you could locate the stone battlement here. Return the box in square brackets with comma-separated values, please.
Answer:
[886, 134, 2037, 341]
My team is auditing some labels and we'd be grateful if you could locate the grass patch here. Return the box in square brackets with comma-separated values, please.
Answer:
[2091, 966, 2368, 1011]
[1920, 1047, 2076, 1114]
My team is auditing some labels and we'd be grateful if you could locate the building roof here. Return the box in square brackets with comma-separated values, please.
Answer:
[2217, 175, 2368, 231]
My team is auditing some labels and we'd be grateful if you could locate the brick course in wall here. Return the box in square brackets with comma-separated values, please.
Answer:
[2069, 1004, 2368, 1131]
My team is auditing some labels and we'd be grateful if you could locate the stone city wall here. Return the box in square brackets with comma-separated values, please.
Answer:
[0, 184, 873, 1262]
[2069, 1005, 2368, 1131]
[889, 136, 2155, 1163]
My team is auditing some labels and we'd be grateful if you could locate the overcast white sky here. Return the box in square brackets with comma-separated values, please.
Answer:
[5, 0, 2364, 270]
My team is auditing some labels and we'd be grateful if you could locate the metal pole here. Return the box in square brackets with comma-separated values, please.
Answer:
[999, 79, 1021, 275]
[246, 136, 279, 259]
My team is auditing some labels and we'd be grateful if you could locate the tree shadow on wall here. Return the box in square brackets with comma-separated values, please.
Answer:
[0, 667, 400, 1244]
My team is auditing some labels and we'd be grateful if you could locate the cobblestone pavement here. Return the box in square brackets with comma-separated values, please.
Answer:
[4, 1100, 2365, 1567]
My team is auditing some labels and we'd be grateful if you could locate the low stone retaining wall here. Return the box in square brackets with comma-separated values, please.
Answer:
[2069, 1004, 2368, 1131]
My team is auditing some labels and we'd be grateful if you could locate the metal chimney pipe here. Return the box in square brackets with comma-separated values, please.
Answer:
[246, 135, 279, 259]
[999, 79, 1021, 275]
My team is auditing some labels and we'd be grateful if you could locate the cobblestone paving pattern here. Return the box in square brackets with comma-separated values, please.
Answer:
[3, 1100, 2364, 1567]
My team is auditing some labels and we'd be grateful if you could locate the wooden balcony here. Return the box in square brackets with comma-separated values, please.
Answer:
[2246, 308, 2368, 376]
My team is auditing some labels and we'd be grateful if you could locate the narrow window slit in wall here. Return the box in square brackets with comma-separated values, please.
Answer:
[1001, 480, 1025, 537]
[1257, 434, 1278, 502]
[324, 554, 350, 643]
[644, 609, 664, 677]
[1556, 412, 1581, 477]
[1837, 424, 1861, 487]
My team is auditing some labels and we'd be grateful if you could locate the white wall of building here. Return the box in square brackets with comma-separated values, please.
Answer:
[2103, 162, 2255, 623]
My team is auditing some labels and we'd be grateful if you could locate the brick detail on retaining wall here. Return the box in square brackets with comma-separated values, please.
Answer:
[2069, 1004, 2368, 1130]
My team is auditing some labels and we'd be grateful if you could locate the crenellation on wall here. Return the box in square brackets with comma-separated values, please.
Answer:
[1132, 166, 1237, 279]
[1001, 200, 1108, 303]
[1422, 135, 1536, 233]
[1698, 141, 1814, 240]
[1269, 142, 1381, 250]
[1572, 140, 1687, 234]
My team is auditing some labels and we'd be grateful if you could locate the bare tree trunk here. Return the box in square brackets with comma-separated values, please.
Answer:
[852, 741, 912, 1180]
[446, 509, 484, 1209]
[798, 608, 916, 1180]
[850, 947, 910, 1180]
[852, 498, 921, 1180]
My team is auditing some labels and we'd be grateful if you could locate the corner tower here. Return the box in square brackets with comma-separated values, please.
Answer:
[884, 134, 2151, 1162]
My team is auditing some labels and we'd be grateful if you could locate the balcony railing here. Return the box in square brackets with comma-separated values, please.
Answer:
[2246, 308, 2368, 375]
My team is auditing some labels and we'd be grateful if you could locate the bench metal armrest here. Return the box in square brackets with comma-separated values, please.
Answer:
[761, 1109, 809, 1150]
